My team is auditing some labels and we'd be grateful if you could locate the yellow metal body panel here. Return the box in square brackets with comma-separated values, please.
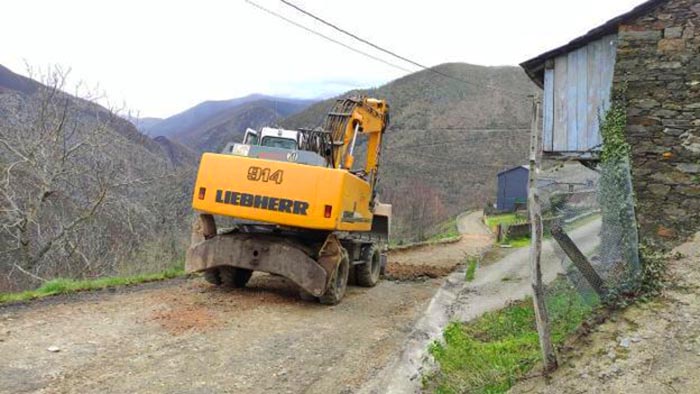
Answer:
[191, 153, 373, 232]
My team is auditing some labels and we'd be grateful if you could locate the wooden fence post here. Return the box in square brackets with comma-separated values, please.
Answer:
[528, 95, 558, 373]
[551, 224, 608, 298]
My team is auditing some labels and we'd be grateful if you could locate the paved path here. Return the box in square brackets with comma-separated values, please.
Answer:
[363, 218, 601, 393]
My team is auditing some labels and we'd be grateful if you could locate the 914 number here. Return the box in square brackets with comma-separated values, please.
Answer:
[247, 166, 284, 184]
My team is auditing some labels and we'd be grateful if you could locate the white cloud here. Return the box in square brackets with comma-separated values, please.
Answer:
[2, 0, 646, 118]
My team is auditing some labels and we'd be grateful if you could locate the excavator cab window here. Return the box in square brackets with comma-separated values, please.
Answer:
[243, 129, 259, 145]
[261, 136, 297, 150]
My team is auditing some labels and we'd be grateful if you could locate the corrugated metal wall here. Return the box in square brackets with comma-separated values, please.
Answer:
[542, 34, 618, 153]
[497, 167, 529, 212]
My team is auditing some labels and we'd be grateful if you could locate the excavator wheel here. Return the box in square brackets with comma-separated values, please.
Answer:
[356, 244, 381, 287]
[319, 252, 350, 305]
[220, 266, 253, 288]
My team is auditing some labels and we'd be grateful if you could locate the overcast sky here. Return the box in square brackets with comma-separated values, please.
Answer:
[2, 0, 646, 118]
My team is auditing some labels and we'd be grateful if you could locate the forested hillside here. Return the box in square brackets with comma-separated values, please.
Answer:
[0, 65, 196, 292]
[283, 63, 537, 240]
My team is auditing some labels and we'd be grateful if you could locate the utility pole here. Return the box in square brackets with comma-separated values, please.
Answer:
[528, 95, 558, 373]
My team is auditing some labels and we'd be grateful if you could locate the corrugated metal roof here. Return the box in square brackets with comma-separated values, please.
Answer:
[520, 0, 668, 88]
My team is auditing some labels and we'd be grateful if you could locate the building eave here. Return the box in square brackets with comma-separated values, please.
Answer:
[519, 0, 668, 87]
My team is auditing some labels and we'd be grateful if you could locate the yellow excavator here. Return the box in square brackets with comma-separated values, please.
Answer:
[186, 97, 391, 304]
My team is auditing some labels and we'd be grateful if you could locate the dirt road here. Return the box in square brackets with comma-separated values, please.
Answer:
[0, 212, 492, 394]
[388, 211, 492, 270]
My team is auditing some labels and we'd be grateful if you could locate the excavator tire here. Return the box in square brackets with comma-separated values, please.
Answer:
[319, 253, 350, 305]
[356, 244, 381, 287]
[220, 266, 253, 288]
[203, 268, 222, 285]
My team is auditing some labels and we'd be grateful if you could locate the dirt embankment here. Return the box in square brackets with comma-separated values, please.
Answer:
[510, 232, 700, 394]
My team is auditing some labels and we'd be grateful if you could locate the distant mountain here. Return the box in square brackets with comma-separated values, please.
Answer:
[146, 94, 269, 138]
[283, 63, 537, 240]
[0, 65, 40, 95]
[129, 116, 163, 133]
[175, 98, 315, 152]
[143, 94, 314, 152]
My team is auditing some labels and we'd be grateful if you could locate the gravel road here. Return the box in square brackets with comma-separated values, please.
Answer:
[0, 212, 492, 394]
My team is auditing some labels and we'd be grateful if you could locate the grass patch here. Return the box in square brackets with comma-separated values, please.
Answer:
[484, 213, 526, 228]
[427, 218, 460, 242]
[390, 216, 461, 249]
[426, 279, 598, 394]
[465, 258, 478, 282]
[500, 236, 531, 248]
[0, 267, 184, 304]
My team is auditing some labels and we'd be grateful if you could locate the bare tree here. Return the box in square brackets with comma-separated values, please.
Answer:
[0, 66, 194, 291]
[0, 68, 116, 280]
[383, 180, 447, 241]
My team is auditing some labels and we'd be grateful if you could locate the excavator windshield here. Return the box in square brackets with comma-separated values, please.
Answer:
[261, 136, 297, 150]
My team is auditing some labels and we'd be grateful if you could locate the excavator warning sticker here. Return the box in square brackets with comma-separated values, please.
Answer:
[215, 190, 309, 215]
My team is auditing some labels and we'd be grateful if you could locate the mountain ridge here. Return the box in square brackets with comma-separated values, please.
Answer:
[137, 94, 315, 153]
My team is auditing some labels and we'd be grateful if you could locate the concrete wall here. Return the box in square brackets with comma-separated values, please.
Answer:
[615, 0, 700, 245]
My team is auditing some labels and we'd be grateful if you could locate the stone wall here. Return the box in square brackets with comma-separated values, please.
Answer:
[614, 0, 700, 246]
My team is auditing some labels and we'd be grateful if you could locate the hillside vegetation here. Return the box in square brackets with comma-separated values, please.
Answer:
[0, 65, 196, 292]
[284, 63, 536, 240]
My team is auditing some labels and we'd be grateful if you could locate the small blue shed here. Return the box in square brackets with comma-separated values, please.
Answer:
[497, 166, 529, 212]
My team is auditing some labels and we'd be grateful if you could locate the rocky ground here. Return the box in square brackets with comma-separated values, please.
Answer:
[510, 232, 700, 394]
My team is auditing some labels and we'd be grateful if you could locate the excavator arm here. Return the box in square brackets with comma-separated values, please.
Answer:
[323, 97, 389, 193]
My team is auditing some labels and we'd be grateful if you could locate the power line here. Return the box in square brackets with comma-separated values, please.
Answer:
[386, 130, 529, 150]
[245, 0, 411, 73]
[278, 0, 533, 97]
[389, 127, 529, 132]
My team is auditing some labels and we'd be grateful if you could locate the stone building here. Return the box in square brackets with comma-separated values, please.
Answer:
[521, 0, 700, 246]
